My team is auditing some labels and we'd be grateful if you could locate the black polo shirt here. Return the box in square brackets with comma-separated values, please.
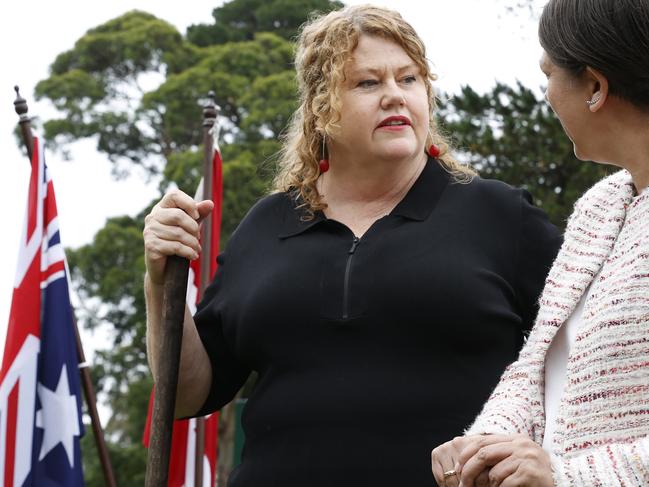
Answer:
[194, 158, 562, 486]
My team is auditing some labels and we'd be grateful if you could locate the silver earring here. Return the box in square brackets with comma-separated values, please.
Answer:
[586, 93, 601, 106]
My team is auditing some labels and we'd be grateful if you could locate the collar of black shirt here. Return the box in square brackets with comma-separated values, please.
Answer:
[278, 157, 451, 239]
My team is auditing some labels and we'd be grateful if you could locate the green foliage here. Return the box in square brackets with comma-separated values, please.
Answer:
[240, 70, 298, 140]
[81, 429, 147, 487]
[140, 32, 294, 156]
[35, 10, 187, 171]
[438, 82, 612, 228]
[49, 11, 183, 79]
[187, 0, 343, 46]
[68, 216, 146, 335]
[163, 149, 203, 194]
[37, 20, 296, 173]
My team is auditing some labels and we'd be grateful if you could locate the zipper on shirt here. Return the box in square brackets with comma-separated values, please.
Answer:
[342, 237, 360, 319]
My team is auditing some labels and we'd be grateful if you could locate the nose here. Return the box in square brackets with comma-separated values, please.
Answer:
[381, 80, 406, 109]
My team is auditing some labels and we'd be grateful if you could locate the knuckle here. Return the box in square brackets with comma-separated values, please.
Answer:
[477, 447, 488, 460]
[172, 225, 185, 240]
[151, 240, 165, 255]
[519, 462, 534, 474]
[169, 208, 184, 225]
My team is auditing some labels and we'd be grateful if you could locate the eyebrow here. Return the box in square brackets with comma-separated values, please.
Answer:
[349, 63, 419, 77]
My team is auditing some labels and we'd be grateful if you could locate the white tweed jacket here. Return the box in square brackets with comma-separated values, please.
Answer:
[467, 170, 649, 486]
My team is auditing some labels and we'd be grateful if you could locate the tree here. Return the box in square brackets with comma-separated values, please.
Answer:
[186, 0, 343, 46]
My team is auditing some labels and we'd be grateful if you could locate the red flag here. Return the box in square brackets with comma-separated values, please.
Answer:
[0, 136, 84, 485]
[143, 144, 223, 486]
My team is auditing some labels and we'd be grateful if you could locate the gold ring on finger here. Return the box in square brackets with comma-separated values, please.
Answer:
[443, 469, 457, 479]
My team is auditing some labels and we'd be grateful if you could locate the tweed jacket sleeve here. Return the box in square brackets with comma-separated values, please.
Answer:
[550, 438, 649, 486]
[467, 170, 649, 486]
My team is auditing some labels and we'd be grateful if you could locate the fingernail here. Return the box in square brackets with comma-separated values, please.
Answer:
[454, 462, 461, 473]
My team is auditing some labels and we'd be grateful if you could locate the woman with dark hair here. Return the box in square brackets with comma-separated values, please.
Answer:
[143, 4, 561, 486]
[432, 0, 649, 486]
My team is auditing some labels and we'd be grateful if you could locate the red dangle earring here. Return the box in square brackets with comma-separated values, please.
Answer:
[428, 143, 441, 158]
[319, 135, 330, 173]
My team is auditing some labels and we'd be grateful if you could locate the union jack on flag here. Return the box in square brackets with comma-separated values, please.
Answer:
[0, 136, 85, 486]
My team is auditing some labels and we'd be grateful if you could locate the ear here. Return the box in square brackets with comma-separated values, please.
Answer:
[585, 66, 609, 112]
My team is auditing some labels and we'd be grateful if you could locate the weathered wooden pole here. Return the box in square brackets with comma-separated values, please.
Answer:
[13, 86, 117, 487]
[194, 91, 218, 487]
[145, 254, 189, 486]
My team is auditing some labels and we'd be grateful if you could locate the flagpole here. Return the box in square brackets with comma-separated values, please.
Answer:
[72, 315, 117, 487]
[13, 86, 34, 161]
[13, 86, 117, 487]
[194, 91, 218, 487]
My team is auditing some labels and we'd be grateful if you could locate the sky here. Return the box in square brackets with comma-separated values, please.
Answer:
[0, 0, 546, 361]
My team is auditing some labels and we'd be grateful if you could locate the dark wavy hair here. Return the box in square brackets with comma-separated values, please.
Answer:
[539, 0, 649, 109]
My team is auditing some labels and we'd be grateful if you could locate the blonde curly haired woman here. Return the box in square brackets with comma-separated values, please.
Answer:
[144, 5, 561, 486]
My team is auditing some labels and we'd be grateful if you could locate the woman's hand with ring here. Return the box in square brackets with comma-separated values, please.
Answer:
[432, 435, 490, 487]
[457, 434, 553, 487]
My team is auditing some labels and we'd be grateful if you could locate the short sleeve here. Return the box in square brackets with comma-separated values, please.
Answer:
[515, 190, 563, 333]
[193, 251, 251, 415]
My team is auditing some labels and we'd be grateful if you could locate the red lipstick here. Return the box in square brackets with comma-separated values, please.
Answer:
[377, 115, 412, 128]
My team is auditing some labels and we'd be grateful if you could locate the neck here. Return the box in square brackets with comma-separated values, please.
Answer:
[598, 103, 649, 193]
[610, 136, 649, 194]
[621, 138, 649, 193]
[319, 152, 427, 211]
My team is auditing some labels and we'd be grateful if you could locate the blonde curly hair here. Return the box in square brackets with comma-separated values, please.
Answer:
[273, 4, 474, 213]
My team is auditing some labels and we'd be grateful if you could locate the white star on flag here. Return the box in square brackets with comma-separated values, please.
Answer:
[35, 364, 81, 467]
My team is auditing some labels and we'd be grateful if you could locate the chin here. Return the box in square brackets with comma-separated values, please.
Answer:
[572, 142, 596, 163]
[573, 145, 608, 165]
[378, 144, 420, 162]
[572, 145, 588, 161]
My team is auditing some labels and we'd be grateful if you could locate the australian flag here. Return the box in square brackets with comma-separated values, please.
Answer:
[0, 136, 84, 486]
